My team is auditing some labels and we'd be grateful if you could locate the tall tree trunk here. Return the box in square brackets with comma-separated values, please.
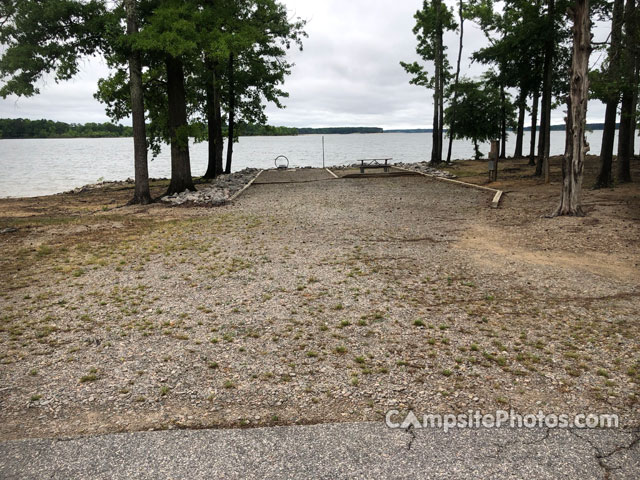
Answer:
[431, 0, 443, 164]
[203, 60, 217, 179]
[446, 0, 464, 163]
[203, 60, 223, 179]
[124, 0, 150, 205]
[529, 89, 540, 166]
[618, 0, 637, 183]
[553, 0, 590, 217]
[214, 70, 224, 175]
[225, 53, 235, 175]
[500, 83, 507, 158]
[537, 0, 555, 177]
[514, 89, 527, 158]
[438, 51, 444, 162]
[595, 0, 624, 188]
[165, 55, 195, 195]
[631, 66, 638, 154]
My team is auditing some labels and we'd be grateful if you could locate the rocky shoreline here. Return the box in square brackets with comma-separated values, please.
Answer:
[161, 168, 261, 206]
[58, 162, 455, 207]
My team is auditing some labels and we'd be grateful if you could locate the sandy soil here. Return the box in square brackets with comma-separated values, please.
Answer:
[0, 156, 638, 440]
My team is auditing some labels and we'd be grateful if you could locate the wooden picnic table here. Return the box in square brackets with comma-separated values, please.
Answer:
[357, 158, 393, 174]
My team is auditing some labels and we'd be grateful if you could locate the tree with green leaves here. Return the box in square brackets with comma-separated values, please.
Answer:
[217, 0, 305, 174]
[124, 0, 151, 204]
[0, 0, 107, 97]
[444, 77, 513, 160]
[402, 0, 456, 164]
[446, 0, 466, 163]
[0, 0, 155, 204]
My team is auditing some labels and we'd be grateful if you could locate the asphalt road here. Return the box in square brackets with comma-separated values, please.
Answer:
[1, 423, 639, 479]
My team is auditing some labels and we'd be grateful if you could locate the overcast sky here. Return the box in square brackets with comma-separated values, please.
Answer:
[0, 0, 610, 129]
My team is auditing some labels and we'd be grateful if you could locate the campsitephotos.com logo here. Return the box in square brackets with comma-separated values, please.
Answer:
[385, 409, 619, 433]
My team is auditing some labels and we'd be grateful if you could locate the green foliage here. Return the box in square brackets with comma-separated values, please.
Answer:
[400, 0, 457, 89]
[0, 0, 109, 98]
[444, 77, 514, 159]
[94, 0, 306, 155]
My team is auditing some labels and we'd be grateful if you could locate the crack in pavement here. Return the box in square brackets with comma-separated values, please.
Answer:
[404, 424, 417, 451]
[485, 427, 551, 460]
[568, 428, 640, 479]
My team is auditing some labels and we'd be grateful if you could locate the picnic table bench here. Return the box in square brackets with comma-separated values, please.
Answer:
[357, 158, 392, 174]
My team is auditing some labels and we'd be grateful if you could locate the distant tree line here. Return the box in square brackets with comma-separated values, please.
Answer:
[0, 118, 387, 139]
[297, 127, 383, 135]
[0, 118, 133, 139]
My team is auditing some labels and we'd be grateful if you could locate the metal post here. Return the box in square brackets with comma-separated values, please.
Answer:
[489, 140, 499, 182]
[322, 136, 325, 169]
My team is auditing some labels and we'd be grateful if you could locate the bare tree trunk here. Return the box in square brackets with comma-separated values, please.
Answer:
[500, 84, 507, 158]
[430, 0, 443, 164]
[203, 60, 217, 179]
[595, 0, 624, 188]
[617, 0, 637, 183]
[214, 72, 224, 176]
[124, 0, 150, 205]
[165, 55, 195, 195]
[537, 0, 555, 177]
[553, 0, 590, 217]
[203, 60, 223, 179]
[446, 0, 464, 163]
[514, 89, 527, 158]
[225, 53, 235, 175]
[438, 51, 444, 162]
[529, 89, 540, 166]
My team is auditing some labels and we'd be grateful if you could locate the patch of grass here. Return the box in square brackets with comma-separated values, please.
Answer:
[223, 380, 236, 389]
[36, 245, 54, 257]
[79, 367, 99, 383]
[413, 319, 425, 327]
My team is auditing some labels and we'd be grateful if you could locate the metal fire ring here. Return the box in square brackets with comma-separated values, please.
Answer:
[275, 155, 289, 169]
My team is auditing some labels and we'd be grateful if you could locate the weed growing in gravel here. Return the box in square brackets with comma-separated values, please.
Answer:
[79, 367, 99, 383]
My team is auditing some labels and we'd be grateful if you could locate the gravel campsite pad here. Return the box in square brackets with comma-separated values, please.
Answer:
[0, 167, 639, 440]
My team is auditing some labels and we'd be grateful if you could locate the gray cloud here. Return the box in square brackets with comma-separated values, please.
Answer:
[0, 0, 609, 128]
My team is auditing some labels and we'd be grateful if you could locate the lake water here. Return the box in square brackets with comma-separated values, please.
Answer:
[0, 130, 615, 198]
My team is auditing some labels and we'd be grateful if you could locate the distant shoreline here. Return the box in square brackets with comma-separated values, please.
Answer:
[0, 118, 612, 140]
